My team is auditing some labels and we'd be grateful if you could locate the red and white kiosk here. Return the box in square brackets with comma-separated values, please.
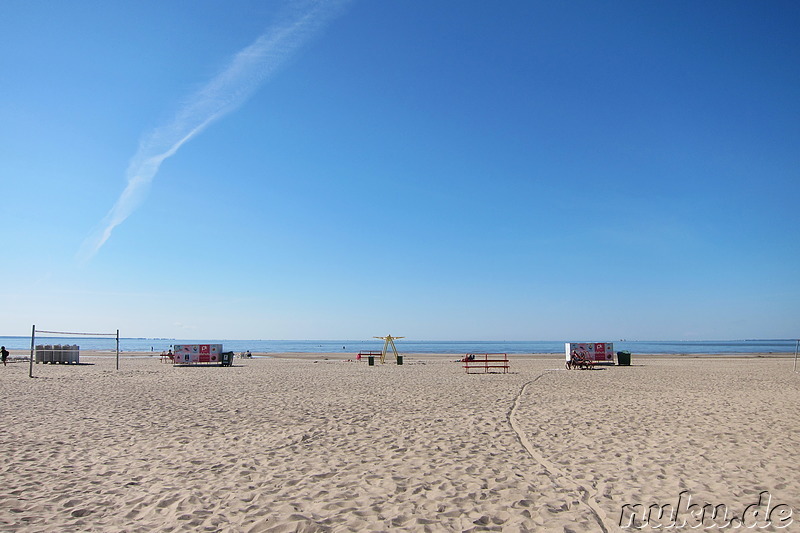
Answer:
[565, 342, 615, 365]
[173, 344, 231, 365]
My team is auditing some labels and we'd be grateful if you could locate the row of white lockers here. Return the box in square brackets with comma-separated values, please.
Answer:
[35, 345, 80, 364]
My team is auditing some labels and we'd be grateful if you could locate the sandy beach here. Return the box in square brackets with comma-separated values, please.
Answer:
[1, 352, 797, 532]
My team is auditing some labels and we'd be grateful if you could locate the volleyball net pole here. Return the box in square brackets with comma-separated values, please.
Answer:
[29, 324, 35, 378]
[29, 325, 120, 378]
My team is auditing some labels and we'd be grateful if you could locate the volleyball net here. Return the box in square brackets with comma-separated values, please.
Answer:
[28, 325, 119, 378]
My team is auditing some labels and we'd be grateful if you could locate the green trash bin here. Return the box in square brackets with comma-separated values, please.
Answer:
[368, 355, 375, 366]
[397, 355, 403, 365]
[617, 351, 631, 366]
[221, 351, 234, 366]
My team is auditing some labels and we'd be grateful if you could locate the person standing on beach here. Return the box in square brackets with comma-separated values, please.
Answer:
[1, 346, 8, 366]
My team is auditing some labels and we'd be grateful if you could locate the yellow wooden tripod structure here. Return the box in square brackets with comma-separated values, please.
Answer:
[374, 335, 404, 364]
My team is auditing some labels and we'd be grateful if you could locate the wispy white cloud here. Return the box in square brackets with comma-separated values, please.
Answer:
[78, 0, 347, 263]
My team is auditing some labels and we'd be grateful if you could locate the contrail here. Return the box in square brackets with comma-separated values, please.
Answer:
[79, 0, 346, 262]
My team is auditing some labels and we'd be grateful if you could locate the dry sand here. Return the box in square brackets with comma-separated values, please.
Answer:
[1, 352, 797, 532]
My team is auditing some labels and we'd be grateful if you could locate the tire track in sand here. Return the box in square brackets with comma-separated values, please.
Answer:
[507, 371, 615, 533]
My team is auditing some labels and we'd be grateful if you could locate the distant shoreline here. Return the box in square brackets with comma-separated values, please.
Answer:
[3, 337, 796, 356]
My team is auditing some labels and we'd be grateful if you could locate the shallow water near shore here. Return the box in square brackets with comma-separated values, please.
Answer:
[2, 337, 797, 355]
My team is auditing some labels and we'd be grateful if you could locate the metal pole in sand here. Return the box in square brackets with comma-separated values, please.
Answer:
[116, 329, 120, 370]
[29, 324, 35, 378]
[794, 339, 799, 373]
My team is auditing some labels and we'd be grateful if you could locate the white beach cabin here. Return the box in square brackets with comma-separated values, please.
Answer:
[565, 342, 615, 365]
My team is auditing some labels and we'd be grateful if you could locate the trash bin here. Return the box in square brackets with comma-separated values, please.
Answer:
[397, 356, 403, 365]
[221, 351, 234, 366]
[368, 355, 375, 366]
[617, 351, 631, 366]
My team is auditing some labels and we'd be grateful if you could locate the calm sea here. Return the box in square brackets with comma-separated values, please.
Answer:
[0, 337, 796, 355]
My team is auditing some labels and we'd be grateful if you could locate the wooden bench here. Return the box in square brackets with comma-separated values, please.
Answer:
[356, 350, 382, 362]
[463, 353, 509, 374]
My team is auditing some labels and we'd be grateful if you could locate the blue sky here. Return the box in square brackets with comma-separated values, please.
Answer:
[2, 1, 798, 340]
